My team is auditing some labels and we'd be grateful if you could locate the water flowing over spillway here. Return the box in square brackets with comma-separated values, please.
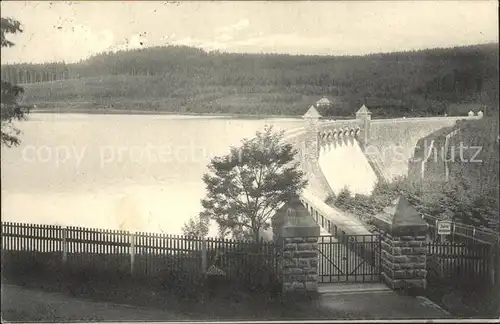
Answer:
[318, 137, 378, 196]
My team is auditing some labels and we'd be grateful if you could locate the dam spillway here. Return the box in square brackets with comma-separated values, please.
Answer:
[318, 134, 378, 197]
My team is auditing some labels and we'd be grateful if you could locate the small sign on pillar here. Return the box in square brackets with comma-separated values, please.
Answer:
[437, 221, 452, 235]
[437, 220, 452, 242]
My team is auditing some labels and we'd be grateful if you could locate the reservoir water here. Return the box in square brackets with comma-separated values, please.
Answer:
[1, 113, 303, 237]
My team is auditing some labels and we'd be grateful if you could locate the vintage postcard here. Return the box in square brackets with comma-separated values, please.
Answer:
[1, 1, 499, 322]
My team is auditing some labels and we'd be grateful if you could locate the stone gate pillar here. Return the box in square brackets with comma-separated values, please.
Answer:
[373, 196, 428, 291]
[272, 196, 320, 299]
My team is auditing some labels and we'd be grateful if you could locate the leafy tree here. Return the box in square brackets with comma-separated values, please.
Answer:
[1, 17, 28, 147]
[200, 125, 307, 242]
[181, 212, 209, 238]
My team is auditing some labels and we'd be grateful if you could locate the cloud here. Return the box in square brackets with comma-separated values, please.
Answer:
[165, 32, 327, 53]
[214, 18, 251, 42]
[167, 19, 252, 51]
[161, 30, 387, 56]
[108, 33, 148, 52]
[227, 33, 337, 54]
[215, 18, 250, 35]
[161, 32, 177, 42]
[1, 1, 497, 64]
[169, 37, 202, 47]
[168, 37, 228, 51]
[164, 20, 346, 55]
[54, 24, 115, 61]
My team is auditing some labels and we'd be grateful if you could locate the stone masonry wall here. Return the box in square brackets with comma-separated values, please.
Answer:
[303, 118, 334, 200]
[380, 232, 428, 289]
[282, 236, 319, 297]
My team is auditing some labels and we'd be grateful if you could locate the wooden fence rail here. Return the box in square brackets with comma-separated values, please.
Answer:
[424, 215, 499, 245]
[1, 222, 279, 286]
[4, 222, 495, 289]
[426, 241, 497, 287]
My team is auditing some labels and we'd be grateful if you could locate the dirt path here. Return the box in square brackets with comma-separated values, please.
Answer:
[319, 290, 452, 320]
[1, 284, 186, 322]
[1, 283, 455, 322]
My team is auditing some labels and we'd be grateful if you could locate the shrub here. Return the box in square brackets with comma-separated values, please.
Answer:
[334, 187, 352, 210]
[218, 243, 280, 292]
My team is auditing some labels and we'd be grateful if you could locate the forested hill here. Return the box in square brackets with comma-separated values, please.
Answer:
[1, 43, 498, 117]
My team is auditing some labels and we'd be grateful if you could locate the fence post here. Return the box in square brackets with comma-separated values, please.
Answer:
[62, 227, 68, 265]
[489, 245, 496, 286]
[201, 238, 207, 274]
[434, 219, 438, 241]
[130, 231, 135, 277]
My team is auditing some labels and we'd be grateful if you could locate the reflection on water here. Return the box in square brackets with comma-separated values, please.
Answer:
[1, 114, 302, 236]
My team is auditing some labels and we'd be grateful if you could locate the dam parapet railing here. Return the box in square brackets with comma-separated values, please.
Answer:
[282, 114, 482, 141]
[370, 115, 482, 124]
[281, 113, 483, 172]
[300, 189, 372, 239]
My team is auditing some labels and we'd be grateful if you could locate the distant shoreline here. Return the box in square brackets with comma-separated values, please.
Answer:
[27, 107, 471, 121]
[29, 108, 303, 120]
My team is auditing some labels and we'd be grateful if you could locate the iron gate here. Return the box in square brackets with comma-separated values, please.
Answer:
[315, 234, 382, 283]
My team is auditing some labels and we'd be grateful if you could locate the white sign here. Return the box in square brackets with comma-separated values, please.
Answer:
[437, 221, 452, 235]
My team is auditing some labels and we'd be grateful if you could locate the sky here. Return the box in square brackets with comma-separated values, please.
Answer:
[1, 1, 498, 64]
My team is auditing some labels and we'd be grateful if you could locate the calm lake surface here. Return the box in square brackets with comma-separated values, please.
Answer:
[1, 114, 303, 237]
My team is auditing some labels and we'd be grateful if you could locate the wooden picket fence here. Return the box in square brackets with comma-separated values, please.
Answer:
[426, 241, 497, 288]
[1, 222, 279, 288]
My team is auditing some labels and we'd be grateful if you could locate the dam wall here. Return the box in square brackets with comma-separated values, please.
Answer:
[282, 126, 373, 237]
[283, 120, 333, 201]
[367, 116, 481, 181]
[407, 116, 499, 228]
[285, 104, 481, 203]
[285, 101, 490, 249]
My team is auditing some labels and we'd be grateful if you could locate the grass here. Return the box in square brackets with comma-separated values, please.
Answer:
[416, 244, 500, 319]
[1, 302, 106, 322]
[1, 253, 331, 321]
[1, 271, 339, 321]
[422, 283, 500, 318]
[1, 283, 186, 322]
[2, 251, 496, 320]
[21, 76, 325, 116]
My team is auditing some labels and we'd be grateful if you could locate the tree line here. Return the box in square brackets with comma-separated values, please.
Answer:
[1, 43, 498, 117]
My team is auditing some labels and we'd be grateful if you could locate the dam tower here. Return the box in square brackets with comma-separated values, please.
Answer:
[356, 104, 371, 150]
